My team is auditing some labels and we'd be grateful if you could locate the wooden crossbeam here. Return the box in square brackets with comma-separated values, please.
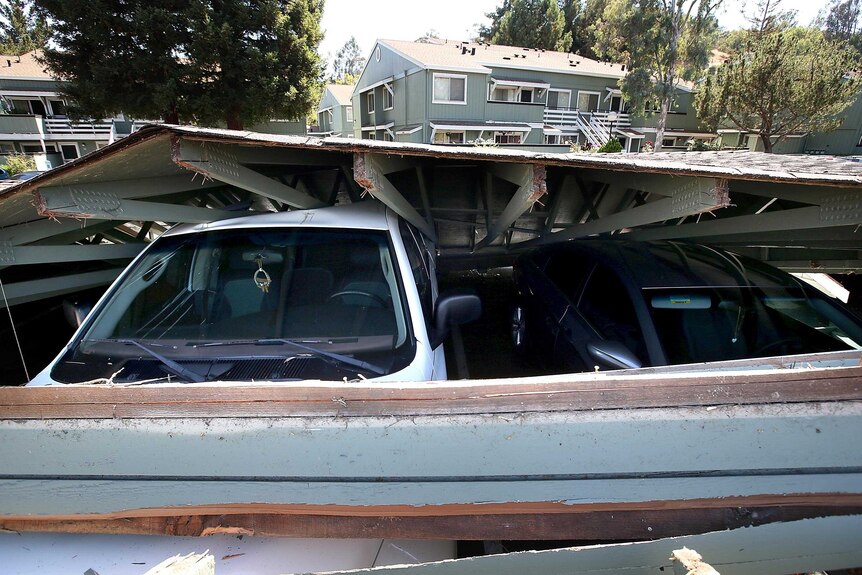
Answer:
[353, 153, 437, 241]
[173, 138, 326, 209]
[474, 164, 546, 251]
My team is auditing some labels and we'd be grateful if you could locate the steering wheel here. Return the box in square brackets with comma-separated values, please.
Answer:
[754, 337, 802, 357]
[327, 289, 388, 308]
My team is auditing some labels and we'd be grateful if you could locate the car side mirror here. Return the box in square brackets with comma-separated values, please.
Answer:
[587, 340, 642, 370]
[430, 289, 482, 349]
[62, 298, 93, 328]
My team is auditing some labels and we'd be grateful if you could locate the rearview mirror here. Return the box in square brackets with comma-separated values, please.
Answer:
[587, 340, 642, 370]
[430, 289, 482, 349]
[62, 298, 93, 328]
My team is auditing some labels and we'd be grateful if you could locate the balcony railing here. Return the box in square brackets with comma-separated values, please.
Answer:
[44, 117, 113, 135]
[543, 108, 631, 127]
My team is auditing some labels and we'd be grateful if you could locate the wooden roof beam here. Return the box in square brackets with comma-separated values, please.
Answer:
[35, 174, 223, 202]
[630, 196, 862, 241]
[0, 243, 144, 266]
[353, 153, 437, 242]
[474, 163, 547, 251]
[34, 187, 241, 224]
[172, 138, 326, 210]
[525, 178, 730, 246]
[0, 268, 123, 307]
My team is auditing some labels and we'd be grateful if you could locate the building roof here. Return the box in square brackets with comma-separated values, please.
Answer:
[326, 83, 355, 106]
[0, 50, 52, 80]
[379, 39, 627, 79]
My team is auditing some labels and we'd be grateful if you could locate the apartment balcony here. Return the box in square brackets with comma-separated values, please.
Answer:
[43, 117, 113, 136]
[543, 108, 631, 127]
[0, 114, 115, 140]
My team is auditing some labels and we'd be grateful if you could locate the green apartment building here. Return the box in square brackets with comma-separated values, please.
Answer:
[313, 84, 355, 137]
[350, 38, 714, 152]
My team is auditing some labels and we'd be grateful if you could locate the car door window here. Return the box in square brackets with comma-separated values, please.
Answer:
[399, 219, 433, 331]
[544, 252, 591, 299]
[577, 264, 644, 361]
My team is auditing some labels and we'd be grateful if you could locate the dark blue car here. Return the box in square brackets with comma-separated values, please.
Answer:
[512, 240, 862, 371]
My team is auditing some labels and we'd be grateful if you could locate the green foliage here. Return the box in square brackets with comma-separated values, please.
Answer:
[686, 138, 719, 151]
[0, 0, 48, 55]
[36, 0, 325, 130]
[479, 0, 572, 51]
[593, 0, 720, 150]
[2, 152, 36, 175]
[821, 0, 862, 58]
[597, 138, 623, 152]
[331, 37, 365, 84]
[696, 27, 862, 152]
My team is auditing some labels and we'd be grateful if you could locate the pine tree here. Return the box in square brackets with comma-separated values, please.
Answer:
[0, 0, 49, 55]
[696, 26, 861, 153]
[479, 0, 572, 51]
[36, 0, 324, 129]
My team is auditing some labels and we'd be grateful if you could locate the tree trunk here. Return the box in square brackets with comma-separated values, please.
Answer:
[226, 111, 243, 131]
[654, 96, 670, 152]
[163, 109, 179, 125]
[760, 133, 774, 153]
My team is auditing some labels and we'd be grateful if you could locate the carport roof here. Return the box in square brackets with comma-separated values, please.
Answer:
[4, 124, 862, 204]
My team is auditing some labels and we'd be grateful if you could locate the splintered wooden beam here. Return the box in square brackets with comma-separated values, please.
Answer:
[353, 153, 437, 241]
[35, 174, 223, 201]
[474, 163, 546, 251]
[34, 187, 240, 223]
[173, 137, 326, 209]
[526, 177, 730, 246]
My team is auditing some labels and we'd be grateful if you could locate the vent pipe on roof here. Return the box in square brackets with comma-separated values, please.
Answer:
[471, 47, 476, 56]
[461, 46, 467, 55]
[622, 64, 626, 71]
[5, 60, 10, 67]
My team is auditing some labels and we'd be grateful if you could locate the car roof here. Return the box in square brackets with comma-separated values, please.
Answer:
[164, 200, 392, 238]
[536, 239, 800, 289]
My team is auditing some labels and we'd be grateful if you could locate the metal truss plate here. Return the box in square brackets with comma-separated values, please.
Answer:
[820, 192, 862, 223]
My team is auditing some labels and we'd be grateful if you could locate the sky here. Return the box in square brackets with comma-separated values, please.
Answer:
[318, 0, 825, 70]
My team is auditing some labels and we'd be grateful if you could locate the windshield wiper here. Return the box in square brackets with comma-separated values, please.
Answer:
[203, 338, 386, 376]
[115, 339, 206, 383]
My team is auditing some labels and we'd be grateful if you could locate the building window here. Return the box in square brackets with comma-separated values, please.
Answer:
[662, 138, 676, 148]
[491, 85, 516, 102]
[346, 106, 353, 122]
[367, 131, 376, 140]
[433, 74, 467, 104]
[494, 131, 522, 144]
[547, 89, 571, 110]
[544, 134, 559, 145]
[576, 91, 601, 112]
[519, 89, 533, 103]
[375, 46, 381, 62]
[383, 83, 394, 110]
[21, 144, 43, 154]
[367, 92, 375, 114]
[0, 142, 15, 154]
[433, 131, 465, 144]
[48, 100, 67, 117]
[60, 144, 79, 161]
[383, 131, 393, 141]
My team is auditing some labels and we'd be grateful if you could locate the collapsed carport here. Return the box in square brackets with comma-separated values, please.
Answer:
[1, 126, 862, 562]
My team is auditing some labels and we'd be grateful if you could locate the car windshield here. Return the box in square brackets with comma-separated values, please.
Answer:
[52, 227, 414, 383]
[647, 286, 862, 365]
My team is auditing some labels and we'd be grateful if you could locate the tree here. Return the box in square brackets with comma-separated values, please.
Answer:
[416, 29, 441, 43]
[479, 0, 572, 51]
[696, 26, 861, 152]
[561, 0, 608, 58]
[330, 37, 365, 84]
[822, 0, 861, 41]
[36, 0, 324, 130]
[594, 0, 721, 151]
[0, 0, 49, 55]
